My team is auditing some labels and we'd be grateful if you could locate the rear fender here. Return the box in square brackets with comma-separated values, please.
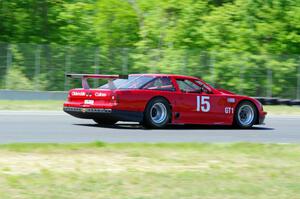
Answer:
[144, 96, 173, 112]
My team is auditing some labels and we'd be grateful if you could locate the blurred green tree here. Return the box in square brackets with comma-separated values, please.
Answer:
[0, 0, 299, 98]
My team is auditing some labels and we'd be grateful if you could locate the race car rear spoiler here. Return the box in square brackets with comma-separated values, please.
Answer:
[66, 74, 128, 89]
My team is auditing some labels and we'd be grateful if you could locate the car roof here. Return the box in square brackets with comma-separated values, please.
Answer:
[129, 74, 200, 80]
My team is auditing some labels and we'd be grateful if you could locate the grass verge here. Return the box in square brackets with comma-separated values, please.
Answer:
[0, 142, 299, 199]
[264, 105, 300, 115]
[0, 100, 63, 111]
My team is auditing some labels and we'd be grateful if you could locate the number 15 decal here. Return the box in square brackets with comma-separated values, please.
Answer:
[197, 96, 210, 112]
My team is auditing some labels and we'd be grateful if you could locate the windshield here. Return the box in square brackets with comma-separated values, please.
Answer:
[99, 75, 155, 89]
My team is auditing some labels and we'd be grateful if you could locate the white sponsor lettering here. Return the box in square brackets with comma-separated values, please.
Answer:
[95, 92, 107, 97]
[71, 91, 85, 96]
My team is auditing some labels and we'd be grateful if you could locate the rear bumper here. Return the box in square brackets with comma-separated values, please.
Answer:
[63, 106, 143, 122]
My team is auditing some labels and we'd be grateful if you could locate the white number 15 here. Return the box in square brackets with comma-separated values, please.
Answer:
[197, 96, 210, 112]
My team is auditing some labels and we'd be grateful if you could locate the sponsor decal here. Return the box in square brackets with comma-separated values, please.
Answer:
[227, 98, 236, 103]
[95, 92, 107, 97]
[71, 91, 85, 96]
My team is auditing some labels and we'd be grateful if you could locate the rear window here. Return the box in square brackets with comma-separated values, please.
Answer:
[99, 75, 155, 89]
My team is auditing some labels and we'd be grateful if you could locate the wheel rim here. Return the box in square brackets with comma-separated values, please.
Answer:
[238, 105, 254, 126]
[150, 103, 167, 124]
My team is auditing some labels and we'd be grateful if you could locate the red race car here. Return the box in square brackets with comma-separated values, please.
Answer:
[63, 74, 267, 128]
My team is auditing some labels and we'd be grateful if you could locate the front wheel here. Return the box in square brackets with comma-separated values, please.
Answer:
[143, 98, 171, 129]
[93, 119, 118, 125]
[234, 101, 257, 128]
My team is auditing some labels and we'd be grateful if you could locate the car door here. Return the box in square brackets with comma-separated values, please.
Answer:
[173, 79, 227, 125]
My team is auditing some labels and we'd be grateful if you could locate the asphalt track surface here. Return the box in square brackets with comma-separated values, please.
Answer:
[0, 111, 299, 143]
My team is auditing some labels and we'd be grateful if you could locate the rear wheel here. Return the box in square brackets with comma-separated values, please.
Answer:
[234, 101, 257, 128]
[143, 98, 171, 128]
[93, 119, 118, 125]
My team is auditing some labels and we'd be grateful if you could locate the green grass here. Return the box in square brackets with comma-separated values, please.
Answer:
[264, 105, 300, 115]
[0, 100, 64, 110]
[0, 142, 299, 199]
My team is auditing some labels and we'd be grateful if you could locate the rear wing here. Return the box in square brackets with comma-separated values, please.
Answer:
[66, 74, 128, 89]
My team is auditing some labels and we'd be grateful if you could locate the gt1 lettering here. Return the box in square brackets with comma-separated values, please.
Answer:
[197, 96, 210, 112]
[225, 107, 234, 114]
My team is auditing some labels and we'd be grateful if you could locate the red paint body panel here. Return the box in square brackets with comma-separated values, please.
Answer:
[63, 74, 267, 125]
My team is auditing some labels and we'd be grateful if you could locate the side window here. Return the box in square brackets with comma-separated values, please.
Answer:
[195, 80, 212, 94]
[176, 79, 201, 93]
[143, 77, 175, 91]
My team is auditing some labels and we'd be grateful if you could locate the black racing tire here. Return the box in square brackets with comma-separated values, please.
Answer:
[143, 97, 171, 129]
[234, 101, 258, 128]
[93, 119, 118, 125]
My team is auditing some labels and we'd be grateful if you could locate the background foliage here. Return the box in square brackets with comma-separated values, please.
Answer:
[0, 0, 299, 98]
